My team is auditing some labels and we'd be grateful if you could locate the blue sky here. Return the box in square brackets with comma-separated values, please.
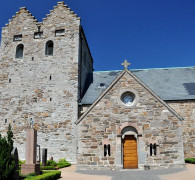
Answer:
[0, 0, 195, 71]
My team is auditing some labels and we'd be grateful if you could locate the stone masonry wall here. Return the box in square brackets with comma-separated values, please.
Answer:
[167, 100, 195, 158]
[0, 2, 81, 163]
[77, 71, 184, 170]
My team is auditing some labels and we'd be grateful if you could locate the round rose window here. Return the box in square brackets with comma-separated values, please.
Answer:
[121, 92, 135, 106]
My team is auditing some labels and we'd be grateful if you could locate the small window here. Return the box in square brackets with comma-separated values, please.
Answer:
[55, 29, 65, 36]
[45, 40, 54, 56]
[99, 83, 105, 88]
[34, 32, 43, 39]
[153, 143, 157, 155]
[107, 144, 111, 156]
[149, 143, 158, 156]
[15, 44, 24, 59]
[150, 143, 152, 156]
[104, 144, 107, 157]
[13, 35, 22, 41]
[104, 144, 111, 157]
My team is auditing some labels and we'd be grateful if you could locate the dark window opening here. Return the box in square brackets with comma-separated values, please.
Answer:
[45, 40, 54, 56]
[55, 29, 65, 36]
[108, 144, 111, 156]
[150, 143, 158, 156]
[9, 79, 11, 83]
[32, 57, 34, 61]
[13, 34, 22, 41]
[50, 75, 52, 80]
[99, 83, 105, 88]
[104, 144, 107, 157]
[150, 143, 152, 156]
[34, 32, 43, 39]
[5, 119, 7, 123]
[153, 143, 157, 155]
[104, 144, 111, 157]
[50, 98, 52, 101]
[15, 44, 24, 59]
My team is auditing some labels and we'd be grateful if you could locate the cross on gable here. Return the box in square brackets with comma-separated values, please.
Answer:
[121, 60, 131, 69]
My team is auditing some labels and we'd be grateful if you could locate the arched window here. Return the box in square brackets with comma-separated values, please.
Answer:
[15, 44, 24, 59]
[45, 40, 54, 56]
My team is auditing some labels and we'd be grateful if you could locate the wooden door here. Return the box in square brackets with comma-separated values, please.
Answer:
[123, 135, 138, 169]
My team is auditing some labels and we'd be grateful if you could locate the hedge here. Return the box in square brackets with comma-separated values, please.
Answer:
[24, 171, 61, 180]
[41, 166, 57, 170]
[185, 158, 195, 164]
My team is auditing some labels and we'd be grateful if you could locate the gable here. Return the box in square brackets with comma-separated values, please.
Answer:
[76, 69, 183, 124]
[2, 7, 38, 35]
[42, 2, 80, 29]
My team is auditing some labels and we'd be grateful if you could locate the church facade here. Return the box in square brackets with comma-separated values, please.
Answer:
[0, 1, 194, 170]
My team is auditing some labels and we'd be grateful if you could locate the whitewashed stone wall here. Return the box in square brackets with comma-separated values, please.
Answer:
[0, 2, 92, 163]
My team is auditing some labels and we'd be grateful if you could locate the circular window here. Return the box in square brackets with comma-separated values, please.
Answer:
[121, 92, 135, 106]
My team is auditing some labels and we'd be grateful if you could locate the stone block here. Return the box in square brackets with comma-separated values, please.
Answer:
[21, 164, 40, 175]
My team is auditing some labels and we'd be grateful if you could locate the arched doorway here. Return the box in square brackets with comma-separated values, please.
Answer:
[121, 126, 138, 169]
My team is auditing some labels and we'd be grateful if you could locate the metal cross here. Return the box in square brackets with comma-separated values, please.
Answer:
[121, 60, 131, 69]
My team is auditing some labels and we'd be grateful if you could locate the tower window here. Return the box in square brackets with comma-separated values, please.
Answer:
[15, 44, 24, 59]
[55, 29, 65, 36]
[13, 34, 22, 41]
[34, 32, 43, 39]
[45, 40, 54, 56]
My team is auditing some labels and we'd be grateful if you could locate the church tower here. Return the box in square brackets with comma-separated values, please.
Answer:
[0, 1, 93, 163]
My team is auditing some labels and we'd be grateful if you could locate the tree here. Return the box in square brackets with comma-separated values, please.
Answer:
[0, 124, 16, 180]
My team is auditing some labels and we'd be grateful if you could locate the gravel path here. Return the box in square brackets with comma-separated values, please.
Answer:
[60, 164, 195, 180]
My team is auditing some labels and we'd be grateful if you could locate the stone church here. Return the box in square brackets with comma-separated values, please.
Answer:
[0, 1, 194, 170]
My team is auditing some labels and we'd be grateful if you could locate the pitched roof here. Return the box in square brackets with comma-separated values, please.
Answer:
[81, 66, 195, 105]
[76, 69, 183, 124]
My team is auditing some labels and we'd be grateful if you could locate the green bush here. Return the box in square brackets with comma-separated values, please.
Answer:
[41, 166, 57, 170]
[24, 170, 61, 180]
[0, 124, 16, 180]
[57, 158, 71, 169]
[19, 160, 25, 169]
[185, 158, 195, 164]
[46, 160, 57, 167]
